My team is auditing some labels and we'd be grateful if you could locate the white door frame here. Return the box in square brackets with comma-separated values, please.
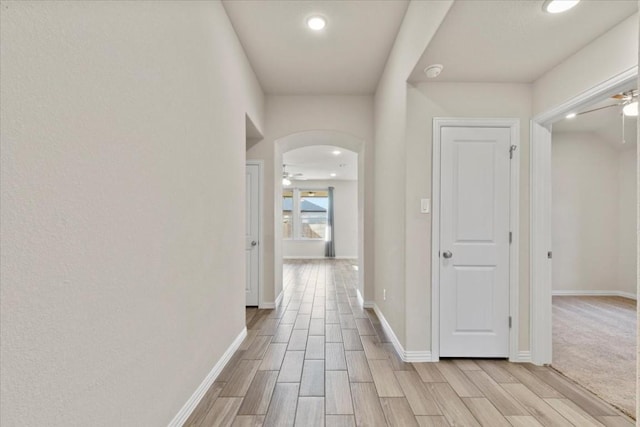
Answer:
[529, 66, 638, 365]
[246, 160, 265, 308]
[431, 118, 520, 362]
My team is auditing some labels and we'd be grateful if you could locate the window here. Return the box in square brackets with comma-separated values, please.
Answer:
[282, 188, 329, 240]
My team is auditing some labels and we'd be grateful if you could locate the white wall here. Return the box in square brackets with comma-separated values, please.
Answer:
[0, 2, 264, 425]
[618, 146, 638, 296]
[373, 0, 453, 349]
[405, 82, 532, 352]
[283, 180, 358, 259]
[533, 13, 638, 116]
[551, 133, 622, 293]
[247, 96, 374, 304]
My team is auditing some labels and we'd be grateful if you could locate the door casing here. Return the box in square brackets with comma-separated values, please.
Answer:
[431, 118, 520, 362]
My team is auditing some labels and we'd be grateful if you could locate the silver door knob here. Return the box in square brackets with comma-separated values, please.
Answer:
[251, 241, 258, 246]
[442, 251, 453, 259]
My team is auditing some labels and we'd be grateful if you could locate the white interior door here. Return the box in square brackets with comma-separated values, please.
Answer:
[439, 126, 511, 357]
[245, 164, 260, 306]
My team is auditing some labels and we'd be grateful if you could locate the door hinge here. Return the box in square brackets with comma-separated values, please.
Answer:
[509, 145, 517, 159]
[548, 251, 553, 259]
[509, 316, 512, 328]
[509, 231, 512, 244]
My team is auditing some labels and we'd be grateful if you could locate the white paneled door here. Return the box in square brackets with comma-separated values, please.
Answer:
[246, 164, 260, 306]
[439, 126, 511, 357]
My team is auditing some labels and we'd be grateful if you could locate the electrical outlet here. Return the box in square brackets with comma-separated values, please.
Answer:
[383, 289, 386, 301]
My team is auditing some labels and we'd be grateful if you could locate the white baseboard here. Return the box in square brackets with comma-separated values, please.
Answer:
[372, 304, 433, 362]
[515, 350, 532, 363]
[259, 302, 275, 309]
[282, 256, 358, 260]
[275, 290, 284, 308]
[363, 300, 375, 309]
[168, 327, 247, 427]
[552, 290, 637, 300]
[356, 289, 364, 307]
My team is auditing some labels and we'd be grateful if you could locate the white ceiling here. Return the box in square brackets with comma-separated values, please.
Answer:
[553, 90, 638, 149]
[222, 0, 409, 94]
[283, 145, 358, 181]
[410, 0, 638, 84]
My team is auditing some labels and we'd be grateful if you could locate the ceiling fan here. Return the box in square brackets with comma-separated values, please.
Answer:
[566, 89, 638, 143]
[282, 164, 304, 186]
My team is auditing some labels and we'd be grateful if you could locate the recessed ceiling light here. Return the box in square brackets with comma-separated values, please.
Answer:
[307, 16, 326, 31]
[565, 112, 577, 119]
[623, 101, 638, 117]
[330, 173, 337, 177]
[543, 0, 580, 14]
[332, 150, 341, 155]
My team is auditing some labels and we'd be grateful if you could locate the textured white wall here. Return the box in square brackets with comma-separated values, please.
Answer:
[373, 0, 453, 348]
[283, 180, 359, 259]
[551, 133, 624, 293]
[0, 1, 264, 425]
[533, 13, 638, 116]
[618, 146, 638, 295]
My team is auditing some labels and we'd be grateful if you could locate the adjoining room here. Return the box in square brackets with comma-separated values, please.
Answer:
[550, 88, 637, 417]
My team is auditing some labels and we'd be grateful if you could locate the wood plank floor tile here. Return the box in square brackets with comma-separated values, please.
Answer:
[464, 370, 529, 416]
[306, 335, 325, 359]
[355, 318, 376, 336]
[342, 329, 364, 351]
[300, 359, 325, 396]
[361, 335, 389, 360]
[221, 360, 262, 397]
[325, 342, 347, 370]
[185, 382, 226, 426]
[294, 314, 311, 330]
[197, 397, 243, 427]
[476, 360, 519, 383]
[530, 369, 619, 416]
[239, 330, 258, 351]
[231, 415, 265, 427]
[326, 323, 343, 342]
[369, 359, 404, 397]
[257, 319, 279, 336]
[287, 329, 308, 351]
[501, 364, 564, 399]
[340, 314, 357, 330]
[277, 351, 305, 383]
[243, 336, 272, 360]
[280, 311, 298, 325]
[544, 398, 605, 426]
[272, 324, 294, 343]
[295, 397, 324, 427]
[394, 371, 441, 416]
[384, 343, 414, 372]
[426, 383, 481, 427]
[325, 415, 356, 427]
[345, 351, 373, 382]
[454, 359, 482, 371]
[504, 415, 545, 426]
[238, 371, 278, 415]
[218, 350, 247, 382]
[434, 361, 483, 398]
[263, 383, 299, 427]
[259, 343, 287, 371]
[415, 416, 450, 427]
[351, 382, 388, 427]
[380, 397, 419, 426]
[413, 363, 446, 383]
[326, 311, 340, 324]
[325, 370, 354, 415]
[309, 318, 325, 336]
[500, 383, 573, 427]
[596, 416, 635, 426]
[462, 397, 511, 427]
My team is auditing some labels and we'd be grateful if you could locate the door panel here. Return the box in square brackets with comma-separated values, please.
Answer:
[440, 126, 510, 357]
[246, 164, 260, 306]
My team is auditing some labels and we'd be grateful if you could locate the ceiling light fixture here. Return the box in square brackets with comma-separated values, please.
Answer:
[330, 173, 337, 177]
[542, 0, 580, 14]
[623, 101, 638, 117]
[565, 112, 576, 119]
[307, 16, 326, 31]
[282, 177, 291, 186]
[332, 150, 341, 155]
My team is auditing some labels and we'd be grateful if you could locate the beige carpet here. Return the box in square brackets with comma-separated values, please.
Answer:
[552, 295, 637, 418]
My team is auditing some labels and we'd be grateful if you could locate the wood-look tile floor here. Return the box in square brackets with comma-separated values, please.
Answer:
[186, 259, 634, 426]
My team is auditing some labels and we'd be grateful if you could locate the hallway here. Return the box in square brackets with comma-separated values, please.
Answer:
[185, 260, 633, 427]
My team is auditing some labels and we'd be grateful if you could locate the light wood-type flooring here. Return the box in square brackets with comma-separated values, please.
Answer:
[186, 259, 634, 426]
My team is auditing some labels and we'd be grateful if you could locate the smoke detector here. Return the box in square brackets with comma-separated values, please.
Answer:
[424, 64, 443, 78]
